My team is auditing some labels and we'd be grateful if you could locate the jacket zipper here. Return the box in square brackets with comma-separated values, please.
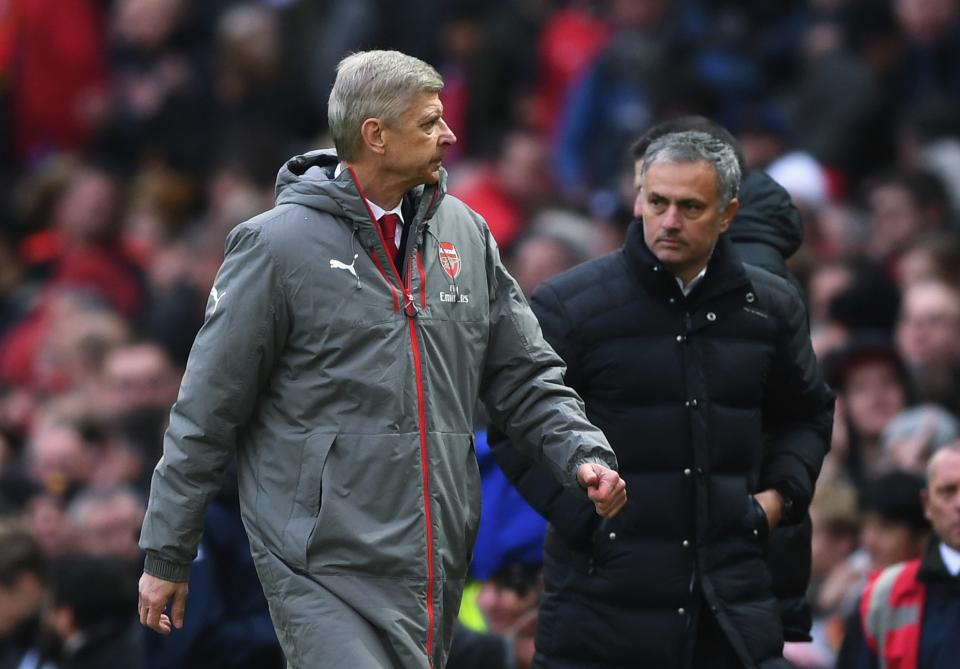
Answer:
[347, 166, 438, 664]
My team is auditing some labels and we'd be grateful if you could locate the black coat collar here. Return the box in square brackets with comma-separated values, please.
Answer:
[622, 219, 751, 304]
[920, 537, 960, 591]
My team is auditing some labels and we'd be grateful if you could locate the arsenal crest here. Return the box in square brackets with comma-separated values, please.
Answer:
[438, 241, 461, 279]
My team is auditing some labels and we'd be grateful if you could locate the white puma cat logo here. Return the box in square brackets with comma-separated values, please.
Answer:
[330, 254, 359, 280]
[209, 286, 225, 314]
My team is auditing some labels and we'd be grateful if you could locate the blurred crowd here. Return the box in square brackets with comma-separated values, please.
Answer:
[1, 0, 960, 668]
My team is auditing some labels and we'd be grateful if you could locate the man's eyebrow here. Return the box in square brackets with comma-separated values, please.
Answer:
[419, 108, 443, 122]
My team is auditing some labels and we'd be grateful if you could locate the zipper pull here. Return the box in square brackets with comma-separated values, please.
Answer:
[404, 290, 419, 318]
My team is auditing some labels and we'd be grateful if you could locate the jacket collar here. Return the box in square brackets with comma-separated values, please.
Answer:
[622, 220, 751, 303]
[920, 537, 960, 590]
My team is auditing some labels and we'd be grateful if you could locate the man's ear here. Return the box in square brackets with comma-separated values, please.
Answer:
[719, 197, 739, 234]
[360, 118, 386, 155]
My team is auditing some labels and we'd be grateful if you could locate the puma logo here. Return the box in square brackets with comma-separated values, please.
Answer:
[330, 254, 359, 280]
[209, 286, 225, 314]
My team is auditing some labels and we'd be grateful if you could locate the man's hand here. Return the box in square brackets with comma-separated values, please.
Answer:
[138, 572, 189, 635]
[754, 489, 784, 530]
[577, 463, 627, 517]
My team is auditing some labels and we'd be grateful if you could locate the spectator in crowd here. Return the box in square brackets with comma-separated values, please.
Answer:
[493, 130, 833, 668]
[825, 334, 911, 486]
[858, 444, 960, 669]
[49, 554, 144, 669]
[897, 231, 960, 288]
[0, 522, 55, 669]
[24, 418, 98, 500]
[451, 130, 554, 248]
[98, 341, 181, 419]
[896, 279, 960, 412]
[137, 49, 624, 669]
[67, 486, 145, 575]
[833, 470, 932, 669]
[505, 210, 593, 298]
[864, 169, 952, 273]
[791, 481, 861, 668]
[881, 404, 960, 473]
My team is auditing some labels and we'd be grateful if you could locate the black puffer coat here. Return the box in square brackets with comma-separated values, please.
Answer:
[491, 224, 834, 669]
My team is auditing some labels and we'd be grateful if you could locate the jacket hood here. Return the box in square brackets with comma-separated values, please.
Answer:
[274, 148, 447, 226]
[728, 171, 804, 275]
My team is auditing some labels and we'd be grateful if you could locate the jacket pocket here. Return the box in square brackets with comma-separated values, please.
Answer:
[282, 432, 335, 570]
[742, 493, 771, 547]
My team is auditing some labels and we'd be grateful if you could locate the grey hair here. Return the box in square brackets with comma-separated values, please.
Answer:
[328, 50, 443, 161]
[641, 130, 742, 208]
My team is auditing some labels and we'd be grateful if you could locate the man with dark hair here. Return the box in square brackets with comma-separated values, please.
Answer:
[493, 129, 834, 668]
[0, 523, 54, 669]
[50, 554, 144, 669]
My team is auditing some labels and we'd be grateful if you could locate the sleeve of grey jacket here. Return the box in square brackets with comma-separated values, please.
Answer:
[758, 281, 835, 521]
[477, 223, 617, 489]
[139, 224, 289, 581]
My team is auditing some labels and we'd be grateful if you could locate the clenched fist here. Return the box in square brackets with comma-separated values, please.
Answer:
[577, 463, 627, 517]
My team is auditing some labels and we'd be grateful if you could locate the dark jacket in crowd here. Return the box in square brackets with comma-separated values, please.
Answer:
[492, 223, 834, 669]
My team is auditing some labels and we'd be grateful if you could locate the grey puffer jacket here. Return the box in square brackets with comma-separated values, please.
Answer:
[139, 149, 616, 669]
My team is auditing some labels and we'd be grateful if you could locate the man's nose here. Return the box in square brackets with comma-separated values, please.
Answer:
[661, 207, 682, 229]
[439, 118, 457, 146]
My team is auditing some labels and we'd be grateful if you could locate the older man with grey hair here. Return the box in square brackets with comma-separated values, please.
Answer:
[490, 129, 834, 668]
[136, 50, 624, 669]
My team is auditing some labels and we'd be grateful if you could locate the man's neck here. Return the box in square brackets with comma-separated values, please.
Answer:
[345, 161, 407, 211]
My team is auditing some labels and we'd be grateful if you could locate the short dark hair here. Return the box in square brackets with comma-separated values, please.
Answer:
[860, 471, 930, 533]
[0, 523, 47, 587]
[53, 554, 138, 630]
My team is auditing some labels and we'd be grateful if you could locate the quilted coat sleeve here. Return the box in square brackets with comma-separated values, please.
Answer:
[139, 223, 290, 581]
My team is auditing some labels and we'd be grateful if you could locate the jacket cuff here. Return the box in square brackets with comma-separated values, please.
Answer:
[143, 552, 192, 582]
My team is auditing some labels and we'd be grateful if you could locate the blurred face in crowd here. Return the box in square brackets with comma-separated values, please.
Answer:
[842, 360, 907, 440]
[895, 0, 958, 45]
[896, 281, 960, 369]
[867, 182, 927, 262]
[379, 92, 457, 192]
[807, 263, 854, 326]
[0, 570, 45, 636]
[861, 512, 927, 570]
[25, 494, 73, 558]
[53, 169, 121, 245]
[509, 237, 578, 298]
[809, 484, 860, 579]
[923, 448, 960, 550]
[476, 573, 541, 634]
[27, 424, 95, 497]
[115, 0, 184, 50]
[636, 159, 738, 284]
[70, 492, 145, 564]
[102, 343, 180, 416]
[498, 133, 552, 206]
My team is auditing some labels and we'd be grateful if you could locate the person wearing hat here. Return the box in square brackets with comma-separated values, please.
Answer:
[825, 332, 911, 487]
